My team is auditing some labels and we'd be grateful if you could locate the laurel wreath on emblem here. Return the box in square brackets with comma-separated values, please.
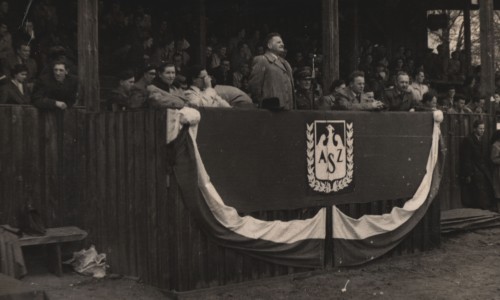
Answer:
[306, 122, 354, 193]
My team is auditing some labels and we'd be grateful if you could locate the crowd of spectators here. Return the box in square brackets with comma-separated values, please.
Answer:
[1, 0, 500, 116]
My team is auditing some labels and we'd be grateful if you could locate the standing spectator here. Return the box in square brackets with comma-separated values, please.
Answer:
[147, 63, 187, 109]
[490, 131, 500, 212]
[383, 71, 418, 111]
[0, 64, 31, 104]
[32, 60, 78, 110]
[334, 71, 384, 111]
[2, 43, 38, 91]
[248, 32, 294, 110]
[294, 68, 316, 110]
[0, 22, 13, 60]
[461, 120, 495, 210]
[184, 65, 230, 108]
[409, 70, 429, 102]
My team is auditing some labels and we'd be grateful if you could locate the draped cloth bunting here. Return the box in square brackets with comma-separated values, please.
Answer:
[167, 107, 444, 268]
[169, 107, 326, 268]
[332, 111, 444, 266]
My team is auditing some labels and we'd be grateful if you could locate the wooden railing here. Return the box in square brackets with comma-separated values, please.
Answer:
[2, 106, 490, 291]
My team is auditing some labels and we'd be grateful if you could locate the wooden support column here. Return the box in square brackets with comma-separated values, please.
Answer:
[199, 0, 207, 67]
[78, 0, 100, 112]
[479, 0, 495, 111]
[322, 0, 339, 89]
[350, 0, 360, 73]
[463, 3, 472, 76]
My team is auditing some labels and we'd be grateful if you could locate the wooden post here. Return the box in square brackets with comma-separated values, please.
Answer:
[479, 0, 495, 111]
[463, 3, 472, 76]
[322, 0, 339, 90]
[199, 0, 207, 67]
[350, 0, 360, 73]
[78, 0, 100, 112]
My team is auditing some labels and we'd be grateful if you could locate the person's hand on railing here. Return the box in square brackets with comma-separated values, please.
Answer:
[55, 101, 67, 110]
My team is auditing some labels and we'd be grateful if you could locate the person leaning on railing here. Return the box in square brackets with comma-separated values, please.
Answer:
[32, 60, 78, 110]
[147, 63, 189, 109]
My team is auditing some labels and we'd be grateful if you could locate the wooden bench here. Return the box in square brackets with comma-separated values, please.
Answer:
[19, 226, 87, 276]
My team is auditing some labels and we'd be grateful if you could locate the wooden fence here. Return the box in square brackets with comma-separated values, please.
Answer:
[1, 106, 493, 291]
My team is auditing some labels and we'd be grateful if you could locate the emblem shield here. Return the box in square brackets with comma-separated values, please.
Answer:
[307, 120, 354, 194]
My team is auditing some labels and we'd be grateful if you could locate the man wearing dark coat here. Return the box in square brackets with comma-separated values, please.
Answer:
[0, 64, 31, 104]
[32, 61, 78, 110]
[461, 120, 495, 210]
[248, 32, 295, 110]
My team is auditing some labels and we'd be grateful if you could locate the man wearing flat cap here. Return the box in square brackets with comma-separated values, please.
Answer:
[248, 32, 295, 110]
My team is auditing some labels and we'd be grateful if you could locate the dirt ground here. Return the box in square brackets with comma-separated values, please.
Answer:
[22, 227, 500, 300]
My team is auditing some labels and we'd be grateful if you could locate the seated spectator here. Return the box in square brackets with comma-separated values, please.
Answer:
[334, 71, 384, 111]
[147, 63, 187, 109]
[232, 62, 250, 89]
[417, 91, 438, 111]
[171, 38, 191, 66]
[363, 87, 376, 102]
[231, 42, 252, 72]
[32, 60, 78, 110]
[439, 86, 456, 111]
[134, 64, 156, 92]
[408, 70, 429, 102]
[447, 51, 463, 81]
[109, 70, 146, 111]
[467, 96, 487, 114]
[128, 34, 154, 71]
[461, 75, 479, 102]
[383, 71, 418, 111]
[447, 95, 472, 114]
[290, 51, 306, 72]
[317, 79, 345, 110]
[0, 64, 31, 104]
[210, 45, 227, 70]
[212, 58, 233, 86]
[2, 43, 37, 90]
[184, 65, 230, 108]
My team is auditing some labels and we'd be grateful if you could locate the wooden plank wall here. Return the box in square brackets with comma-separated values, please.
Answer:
[2, 106, 487, 292]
